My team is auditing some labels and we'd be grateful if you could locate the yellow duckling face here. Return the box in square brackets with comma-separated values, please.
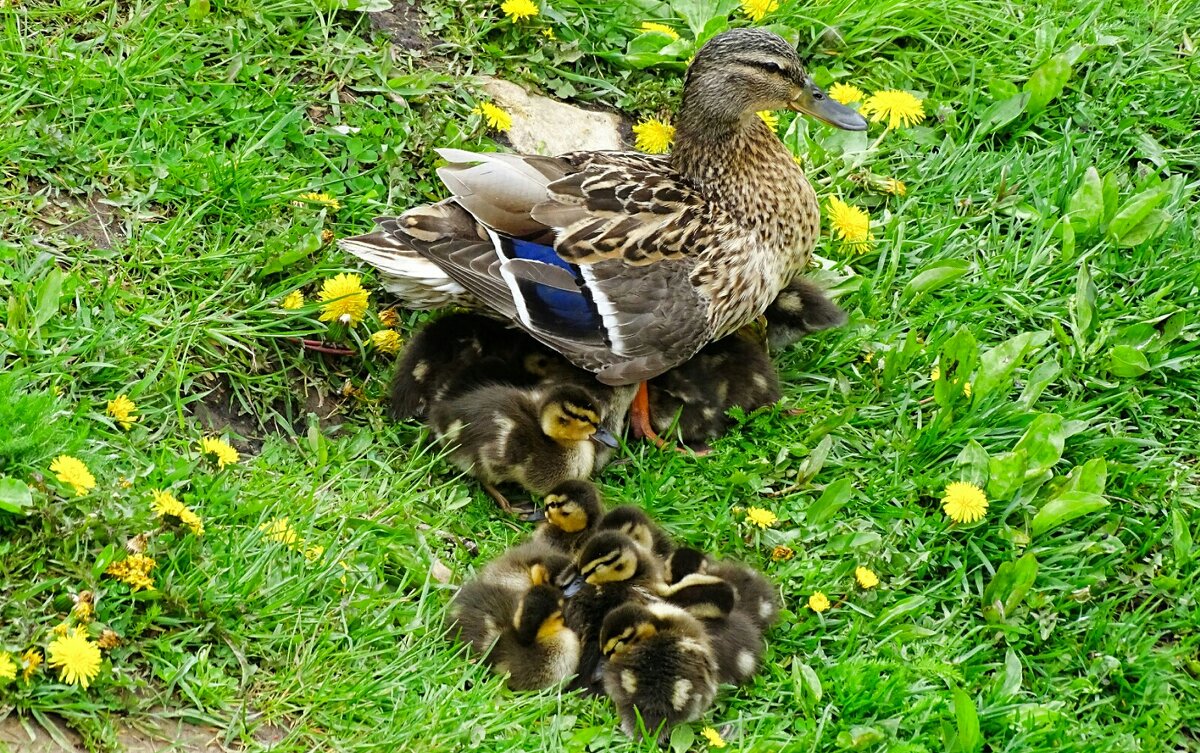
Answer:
[600, 604, 659, 658]
[578, 532, 641, 585]
[544, 493, 590, 533]
[539, 388, 603, 444]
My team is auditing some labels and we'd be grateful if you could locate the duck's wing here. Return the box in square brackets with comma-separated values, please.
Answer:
[341, 149, 719, 385]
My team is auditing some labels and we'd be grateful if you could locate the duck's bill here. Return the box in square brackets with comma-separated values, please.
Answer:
[562, 575, 585, 598]
[523, 507, 547, 522]
[591, 427, 619, 448]
[791, 80, 868, 130]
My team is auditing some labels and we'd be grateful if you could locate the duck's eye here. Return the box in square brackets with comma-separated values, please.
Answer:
[759, 60, 787, 75]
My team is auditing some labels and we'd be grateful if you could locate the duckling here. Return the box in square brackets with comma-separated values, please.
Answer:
[445, 541, 573, 653]
[597, 506, 675, 562]
[429, 383, 618, 515]
[599, 601, 719, 744]
[646, 333, 782, 446]
[535, 480, 605, 555]
[488, 584, 581, 690]
[762, 278, 848, 352]
[664, 574, 765, 686]
[563, 531, 666, 692]
[665, 548, 780, 631]
[389, 312, 543, 420]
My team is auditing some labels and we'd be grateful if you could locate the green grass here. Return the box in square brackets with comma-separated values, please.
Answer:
[1, 0, 1198, 751]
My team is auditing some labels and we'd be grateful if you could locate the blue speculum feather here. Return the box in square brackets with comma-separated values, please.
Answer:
[504, 237, 603, 334]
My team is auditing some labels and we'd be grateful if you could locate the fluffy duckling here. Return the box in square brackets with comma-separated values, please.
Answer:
[599, 601, 719, 744]
[445, 541, 573, 653]
[646, 333, 782, 445]
[666, 548, 780, 630]
[564, 531, 666, 692]
[664, 574, 764, 686]
[390, 312, 544, 420]
[597, 506, 675, 561]
[429, 383, 618, 515]
[487, 584, 581, 691]
[534, 480, 605, 555]
[762, 278, 848, 352]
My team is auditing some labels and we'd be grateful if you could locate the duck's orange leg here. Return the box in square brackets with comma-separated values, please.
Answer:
[629, 381, 705, 454]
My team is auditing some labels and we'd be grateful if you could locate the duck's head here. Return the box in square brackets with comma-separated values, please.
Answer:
[543, 480, 604, 534]
[512, 584, 569, 644]
[683, 28, 867, 131]
[598, 506, 659, 554]
[665, 547, 709, 585]
[599, 603, 659, 658]
[539, 386, 617, 447]
[571, 531, 646, 591]
[665, 573, 737, 620]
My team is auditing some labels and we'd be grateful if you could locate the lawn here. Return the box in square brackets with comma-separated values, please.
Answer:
[1, 0, 1198, 751]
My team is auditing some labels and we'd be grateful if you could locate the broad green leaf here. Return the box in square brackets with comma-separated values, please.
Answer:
[1073, 264, 1097, 338]
[1013, 414, 1065, 478]
[1060, 457, 1107, 495]
[976, 92, 1030, 136]
[951, 685, 982, 753]
[671, 0, 719, 37]
[794, 659, 822, 702]
[1116, 323, 1158, 349]
[837, 726, 885, 750]
[0, 476, 32, 514]
[1066, 167, 1104, 234]
[1101, 171, 1120, 224]
[1059, 216, 1076, 261]
[1019, 360, 1061, 410]
[807, 477, 853, 525]
[876, 595, 927, 628]
[261, 232, 321, 277]
[1024, 47, 1082, 114]
[1114, 208, 1170, 247]
[1031, 491, 1108, 536]
[386, 72, 460, 96]
[988, 449, 1027, 500]
[1172, 509, 1193, 565]
[934, 329, 979, 407]
[826, 531, 882, 552]
[973, 331, 1050, 400]
[1106, 184, 1169, 243]
[982, 552, 1038, 623]
[1160, 311, 1186, 343]
[798, 433, 833, 482]
[187, 0, 210, 19]
[668, 723, 694, 752]
[1107, 344, 1150, 377]
[34, 268, 64, 330]
[955, 440, 990, 488]
[997, 649, 1023, 699]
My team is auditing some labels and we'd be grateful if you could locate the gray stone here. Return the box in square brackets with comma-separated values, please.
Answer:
[480, 77, 625, 155]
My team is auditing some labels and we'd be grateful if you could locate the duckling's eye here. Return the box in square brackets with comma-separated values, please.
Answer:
[559, 417, 570, 426]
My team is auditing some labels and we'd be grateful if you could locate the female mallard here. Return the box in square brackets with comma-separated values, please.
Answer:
[341, 29, 865, 432]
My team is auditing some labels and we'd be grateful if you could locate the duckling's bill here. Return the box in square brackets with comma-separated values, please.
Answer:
[791, 78, 869, 130]
[591, 426, 619, 448]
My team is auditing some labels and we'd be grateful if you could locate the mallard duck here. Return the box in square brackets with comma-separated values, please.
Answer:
[666, 548, 780, 630]
[563, 531, 666, 692]
[429, 383, 618, 514]
[341, 28, 867, 439]
[445, 541, 573, 652]
[597, 505, 675, 562]
[487, 584, 581, 691]
[534, 480, 605, 554]
[599, 601, 719, 744]
[664, 573, 765, 686]
[646, 332, 782, 446]
[762, 278, 848, 351]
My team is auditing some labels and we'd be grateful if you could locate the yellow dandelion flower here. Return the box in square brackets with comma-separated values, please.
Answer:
[296, 191, 341, 211]
[500, 0, 538, 22]
[378, 308, 401, 328]
[200, 436, 240, 468]
[740, 0, 778, 22]
[632, 118, 675, 154]
[281, 290, 304, 310]
[260, 517, 300, 548]
[701, 726, 727, 748]
[808, 591, 831, 612]
[370, 328, 403, 354]
[828, 82, 866, 105]
[71, 592, 95, 623]
[47, 628, 102, 689]
[318, 273, 370, 326]
[0, 652, 15, 683]
[826, 197, 874, 251]
[962, 381, 973, 398]
[150, 489, 204, 536]
[942, 481, 988, 524]
[884, 178, 907, 196]
[862, 351, 875, 364]
[541, 27, 556, 40]
[50, 622, 70, 638]
[757, 110, 779, 130]
[640, 22, 679, 39]
[861, 90, 926, 129]
[50, 455, 96, 497]
[855, 566, 879, 589]
[106, 395, 138, 430]
[304, 544, 326, 562]
[21, 649, 42, 682]
[105, 554, 157, 591]
[473, 101, 513, 133]
[771, 545, 795, 561]
[930, 365, 941, 381]
[97, 630, 121, 651]
[744, 506, 778, 529]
